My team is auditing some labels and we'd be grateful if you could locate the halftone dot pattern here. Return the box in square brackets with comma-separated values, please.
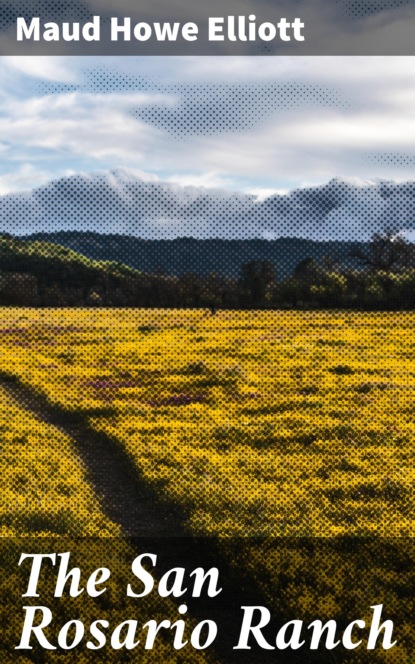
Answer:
[0, 0, 91, 33]
[3, 174, 415, 248]
[339, 0, 411, 19]
[369, 152, 415, 167]
[40, 69, 351, 138]
[1, 64, 415, 662]
[133, 83, 346, 138]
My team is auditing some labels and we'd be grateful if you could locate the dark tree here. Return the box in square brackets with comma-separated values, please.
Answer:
[240, 260, 276, 306]
[350, 229, 415, 273]
[294, 257, 321, 281]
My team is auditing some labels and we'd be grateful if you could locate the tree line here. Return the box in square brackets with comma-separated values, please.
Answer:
[1, 230, 415, 309]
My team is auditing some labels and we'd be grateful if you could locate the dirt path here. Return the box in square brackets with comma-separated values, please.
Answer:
[0, 375, 189, 538]
[1, 374, 319, 664]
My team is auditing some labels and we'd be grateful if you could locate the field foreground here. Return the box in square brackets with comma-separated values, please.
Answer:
[1, 308, 414, 662]
[1, 308, 413, 539]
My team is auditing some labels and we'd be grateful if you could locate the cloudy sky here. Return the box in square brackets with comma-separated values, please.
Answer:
[1, 55, 415, 239]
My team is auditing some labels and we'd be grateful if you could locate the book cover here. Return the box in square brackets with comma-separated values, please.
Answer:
[1, 1, 414, 661]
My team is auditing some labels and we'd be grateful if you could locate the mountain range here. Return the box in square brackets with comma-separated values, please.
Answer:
[2, 169, 414, 241]
[24, 232, 364, 280]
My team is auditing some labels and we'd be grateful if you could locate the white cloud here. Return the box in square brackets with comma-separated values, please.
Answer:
[248, 187, 290, 201]
[0, 89, 176, 169]
[0, 55, 415, 196]
[3, 56, 80, 83]
[0, 163, 53, 195]
[164, 172, 232, 189]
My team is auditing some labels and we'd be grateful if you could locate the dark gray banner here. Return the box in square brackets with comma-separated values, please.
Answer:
[0, 0, 415, 55]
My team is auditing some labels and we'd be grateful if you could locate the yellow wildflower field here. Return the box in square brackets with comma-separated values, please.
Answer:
[0, 308, 413, 538]
[1, 308, 414, 661]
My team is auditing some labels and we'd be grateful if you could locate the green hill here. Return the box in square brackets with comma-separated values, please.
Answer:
[0, 235, 143, 306]
[0, 235, 141, 279]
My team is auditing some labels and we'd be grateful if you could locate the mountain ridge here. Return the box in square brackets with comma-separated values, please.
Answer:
[23, 231, 365, 280]
[3, 169, 414, 240]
